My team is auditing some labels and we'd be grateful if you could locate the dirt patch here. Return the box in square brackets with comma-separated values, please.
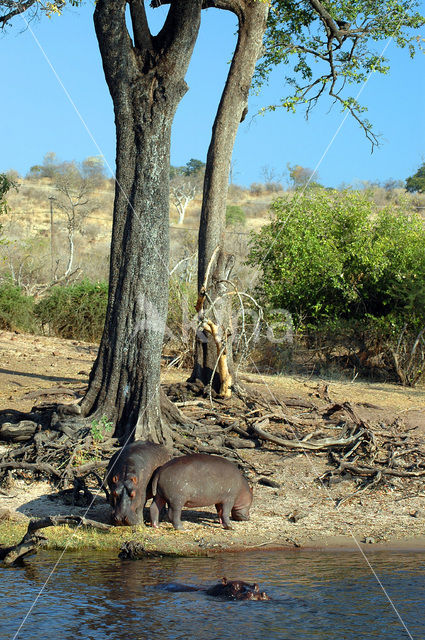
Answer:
[1, 330, 425, 554]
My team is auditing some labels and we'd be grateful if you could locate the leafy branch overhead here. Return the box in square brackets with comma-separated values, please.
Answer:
[0, 1, 82, 27]
[255, 0, 425, 148]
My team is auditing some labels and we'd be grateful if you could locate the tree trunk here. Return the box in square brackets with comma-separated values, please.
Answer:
[191, 0, 269, 393]
[81, 0, 202, 443]
[65, 227, 74, 277]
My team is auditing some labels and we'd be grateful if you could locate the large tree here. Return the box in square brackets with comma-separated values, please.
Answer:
[77, 0, 205, 444]
[190, 0, 269, 395]
[191, 0, 425, 396]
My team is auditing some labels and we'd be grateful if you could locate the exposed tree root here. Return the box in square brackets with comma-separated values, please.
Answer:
[1, 383, 424, 505]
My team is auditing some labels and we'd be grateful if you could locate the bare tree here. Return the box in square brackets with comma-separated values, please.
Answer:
[53, 162, 99, 277]
[170, 174, 199, 225]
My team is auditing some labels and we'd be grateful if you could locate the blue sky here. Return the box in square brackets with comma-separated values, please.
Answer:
[2, 1, 424, 188]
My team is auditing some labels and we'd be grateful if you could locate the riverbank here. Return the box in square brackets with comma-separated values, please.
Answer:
[0, 330, 425, 556]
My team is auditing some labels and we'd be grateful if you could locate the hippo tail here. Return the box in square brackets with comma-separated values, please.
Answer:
[151, 469, 160, 496]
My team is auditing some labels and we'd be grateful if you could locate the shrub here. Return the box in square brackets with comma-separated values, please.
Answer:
[248, 189, 425, 327]
[35, 280, 108, 341]
[226, 205, 246, 227]
[0, 281, 36, 332]
[250, 183, 265, 196]
[248, 189, 425, 385]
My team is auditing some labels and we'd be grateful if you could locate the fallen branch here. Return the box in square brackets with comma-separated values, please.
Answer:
[332, 456, 425, 479]
[249, 419, 363, 451]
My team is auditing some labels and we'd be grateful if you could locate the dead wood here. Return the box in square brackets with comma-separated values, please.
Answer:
[331, 456, 425, 479]
[249, 420, 363, 451]
[0, 420, 38, 442]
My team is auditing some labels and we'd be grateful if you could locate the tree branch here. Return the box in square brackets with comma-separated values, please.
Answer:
[129, 0, 153, 51]
[307, 0, 343, 45]
[0, 0, 37, 28]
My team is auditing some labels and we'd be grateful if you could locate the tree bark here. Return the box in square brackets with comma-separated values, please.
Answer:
[191, 0, 269, 393]
[81, 0, 202, 443]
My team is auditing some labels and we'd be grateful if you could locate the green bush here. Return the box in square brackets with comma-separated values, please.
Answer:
[35, 280, 108, 341]
[248, 189, 425, 327]
[0, 281, 36, 332]
[226, 205, 246, 227]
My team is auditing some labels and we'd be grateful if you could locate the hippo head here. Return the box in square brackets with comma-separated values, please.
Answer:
[110, 474, 141, 526]
[236, 590, 271, 601]
[231, 486, 253, 521]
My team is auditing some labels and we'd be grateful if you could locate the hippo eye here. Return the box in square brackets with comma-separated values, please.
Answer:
[112, 475, 119, 484]
[130, 490, 136, 499]
[130, 476, 138, 485]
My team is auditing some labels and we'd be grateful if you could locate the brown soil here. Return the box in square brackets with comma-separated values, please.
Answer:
[1, 330, 425, 554]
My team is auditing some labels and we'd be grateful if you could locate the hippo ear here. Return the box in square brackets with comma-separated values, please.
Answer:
[112, 475, 119, 484]
[131, 476, 138, 485]
[221, 577, 227, 585]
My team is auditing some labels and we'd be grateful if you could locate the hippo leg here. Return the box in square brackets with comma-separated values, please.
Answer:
[134, 490, 147, 524]
[215, 503, 224, 524]
[168, 501, 184, 530]
[150, 495, 166, 528]
[221, 500, 234, 530]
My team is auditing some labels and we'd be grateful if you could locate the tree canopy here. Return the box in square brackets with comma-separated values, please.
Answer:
[406, 162, 425, 193]
[255, 0, 425, 147]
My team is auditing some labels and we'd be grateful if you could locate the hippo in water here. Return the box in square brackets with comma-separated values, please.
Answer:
[160, 577, 270, 601]
[205, 577, 260, 598]
[107, 441, 172, 526]
[150, 453, 253, 530]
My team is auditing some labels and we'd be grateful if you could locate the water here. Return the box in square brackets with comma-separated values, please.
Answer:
[1, 550, 425, 640]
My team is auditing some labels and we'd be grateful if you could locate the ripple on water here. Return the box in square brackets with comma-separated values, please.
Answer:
[1, 551, 424, 640]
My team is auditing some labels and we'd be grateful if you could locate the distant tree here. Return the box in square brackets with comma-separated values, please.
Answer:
[261, 165, 283, 192]
[183, 158, 205, 176]
[81, 155, 107, 186]
[169, 165, 185, 180]
[29, 151, 60, 179]
[52, 161, 99, 276]
[169, 159, 205, 223]
[383, 178, 404, 192]
[406, 162, 425, 194]
[170, 174, 200, 225]
[287, 163, 319, 190]
[0, 172, 17, 221]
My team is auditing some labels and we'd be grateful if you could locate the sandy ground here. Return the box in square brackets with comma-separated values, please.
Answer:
[1, 330, 425, 553]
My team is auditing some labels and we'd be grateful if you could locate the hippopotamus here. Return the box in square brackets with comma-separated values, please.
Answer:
[107, 441, 172, 526]
[150, 453, 253, 530]
[159, 577, 270, 601]
[205, 577, 259, 598]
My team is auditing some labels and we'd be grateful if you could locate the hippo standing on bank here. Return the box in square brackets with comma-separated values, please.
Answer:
[107, 441, 172, 526]
[150, 453, 253, 530]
